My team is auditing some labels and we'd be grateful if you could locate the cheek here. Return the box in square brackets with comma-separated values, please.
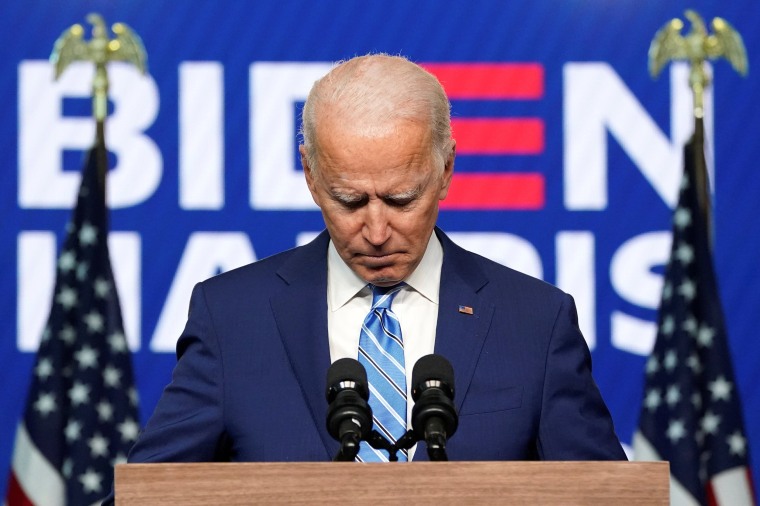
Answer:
[393, 209, 436, 239]
[323, 210, 363, 239]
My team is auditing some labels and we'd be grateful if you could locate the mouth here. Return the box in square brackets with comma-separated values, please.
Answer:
[357, 252, 398, 267]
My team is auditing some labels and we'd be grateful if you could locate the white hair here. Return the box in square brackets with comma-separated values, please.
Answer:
[300, 54, 452, 177]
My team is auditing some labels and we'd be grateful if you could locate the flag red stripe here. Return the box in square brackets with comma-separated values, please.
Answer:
[747, 467, 757, 502]
[706, 481, 718, 506]
[441, 173, 545, 210]
[6, 472, 35, 506]
[452, 118, 544, 154]
[423, 63, 544, 99]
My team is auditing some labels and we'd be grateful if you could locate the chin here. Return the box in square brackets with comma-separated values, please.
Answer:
[355, 267, 402, 286]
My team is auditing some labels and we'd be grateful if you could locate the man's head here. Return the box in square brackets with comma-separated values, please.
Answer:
[300, 54, 455, 287]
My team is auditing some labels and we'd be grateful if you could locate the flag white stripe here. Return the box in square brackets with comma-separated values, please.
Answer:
[711, 467, 754, 505]
[633, 431, 699, 506]
[11, 423, 65, 506]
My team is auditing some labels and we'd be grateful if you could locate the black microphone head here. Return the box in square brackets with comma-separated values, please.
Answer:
[412, 354, 454, 401]
[326, 358, 369, 402]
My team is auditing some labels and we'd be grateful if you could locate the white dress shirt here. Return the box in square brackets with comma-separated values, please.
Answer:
[327, 232, 443, 460]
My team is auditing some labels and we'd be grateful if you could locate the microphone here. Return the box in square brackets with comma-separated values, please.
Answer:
[411, 354, 458, 461]
[325, 358, 373, 461]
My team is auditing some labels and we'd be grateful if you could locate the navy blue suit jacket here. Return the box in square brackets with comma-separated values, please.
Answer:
[127, 228, 625, 463]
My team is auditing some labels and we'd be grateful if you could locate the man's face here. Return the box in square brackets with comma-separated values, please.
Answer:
[302, 118, 454, 287]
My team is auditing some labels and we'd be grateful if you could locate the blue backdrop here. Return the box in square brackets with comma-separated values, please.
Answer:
[2, 0, 759, 497]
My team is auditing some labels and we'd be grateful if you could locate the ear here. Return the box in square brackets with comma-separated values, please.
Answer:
[300, 145, 321, 206]
[438, 141, 456, 201]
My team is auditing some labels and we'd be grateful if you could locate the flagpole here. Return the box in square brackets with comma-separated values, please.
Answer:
[50, 12, 148, 196]
[648, 9, 748, 249]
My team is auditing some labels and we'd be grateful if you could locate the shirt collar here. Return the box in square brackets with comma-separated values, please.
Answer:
[327, 231, 443, 311]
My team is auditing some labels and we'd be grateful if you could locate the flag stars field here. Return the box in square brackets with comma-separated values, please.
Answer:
[60, 324, 76, 344]
[35, 358, 53, 380]
[75, 345, 99, 369]
[108, 331, 128, 353]
[68, 382, 91, 406]
[58, 250, 76, 273]
[103, 365, 122, 388]
[674, 207, 692, 228]
[708, 376, 733, 402]
[78, 468, 103, 494]
[78, 222, 98, 246]
[56, 286, 78, 310]
[697, 324, 715, 347]
[665, 385, 681, 407]
[33, 392, 56, 416]
[687, 353, 702, 374]
[117, 418, 139, 442]
[646, 355, 659, 375]
[94, 277, 112, 298]
[65, 420, 82, 443]
[691, 391, 702, 410]
[682, 315, 698, 336]
[700, 411, 721, 436]
[84, 310, 105, 333]
[728, 431, 748, 457]
[645, 389, 662, 411]
[663, 350, 678, 372]
[76, 261, 89, 281]
[675, 242, 695, 264]
[96, 401, 113, 422]
[88, 433, 109, 458]
[667, 419, 687, 444]
[678, 279, 697, 301]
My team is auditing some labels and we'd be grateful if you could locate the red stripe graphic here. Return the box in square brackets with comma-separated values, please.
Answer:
[422, 62, 546, 210]
[452, 118, 543, 155]
[423, 63, 544, 99]
[442, 173, 545, 210]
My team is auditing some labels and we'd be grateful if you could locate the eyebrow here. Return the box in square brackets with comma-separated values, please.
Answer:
[330, 185, 423, 206]
[331, 191, 367, 205]
[382, 186, 423, 201]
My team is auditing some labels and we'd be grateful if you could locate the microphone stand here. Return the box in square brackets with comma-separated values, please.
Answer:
[361, 428, 445, 462]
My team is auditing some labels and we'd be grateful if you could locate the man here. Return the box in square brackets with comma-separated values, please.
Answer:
[124, 54, 626, 466]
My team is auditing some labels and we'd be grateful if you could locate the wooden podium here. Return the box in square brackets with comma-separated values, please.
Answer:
[114, 461, 668, 504]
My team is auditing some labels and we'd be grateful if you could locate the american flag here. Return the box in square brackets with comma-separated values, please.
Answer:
[5, 142, 140, 505]
[634, 125, 756, 505]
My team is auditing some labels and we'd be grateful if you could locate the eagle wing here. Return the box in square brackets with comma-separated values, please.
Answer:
[710, 17, 748, 76]
[110, 22, 148, 74]
[649, 19, 687, 78]
[50, 24, 89, 79]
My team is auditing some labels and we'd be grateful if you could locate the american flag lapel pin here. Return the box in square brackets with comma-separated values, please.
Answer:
[458, 305, 474, 315]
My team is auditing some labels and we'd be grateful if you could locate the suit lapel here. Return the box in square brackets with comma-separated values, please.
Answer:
[270, 231, 338, 460]
[433, 229, 494, 414]
[413, 230, 493, 462]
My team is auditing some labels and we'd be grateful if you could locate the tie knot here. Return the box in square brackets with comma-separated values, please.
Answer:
[370, 283, 404, 310]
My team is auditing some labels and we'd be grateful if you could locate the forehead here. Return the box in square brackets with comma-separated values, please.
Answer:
[314, 116, 435, 186]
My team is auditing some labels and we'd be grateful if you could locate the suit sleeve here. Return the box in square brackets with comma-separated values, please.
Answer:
[126, 282, 227, 463]
[536, 294, 627, 460]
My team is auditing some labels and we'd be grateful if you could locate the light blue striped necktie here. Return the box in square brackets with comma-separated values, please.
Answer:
[357, 283, 407, 462]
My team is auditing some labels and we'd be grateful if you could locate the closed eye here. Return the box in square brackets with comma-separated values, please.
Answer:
[383, 195, 416, 207]
[382, 186, 422, 208]
[333, 193, 368, 209]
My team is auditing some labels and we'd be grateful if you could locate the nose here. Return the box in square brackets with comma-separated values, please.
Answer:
[362, 202, 391, 246]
